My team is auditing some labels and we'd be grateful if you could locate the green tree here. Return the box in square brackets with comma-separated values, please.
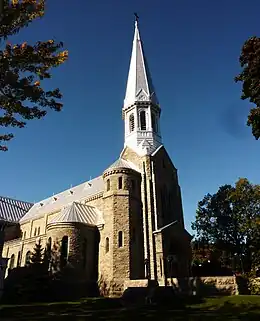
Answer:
[235, 37, 260, 139]
[30, 239, 44, 265]
[0, 0, 68, 151]
[192, 178, 260, 272]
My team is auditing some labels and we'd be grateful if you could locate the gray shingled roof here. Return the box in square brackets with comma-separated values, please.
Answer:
[0, 196, 33, 223]
[20, 176, 104, 223]
[124, 21, 159, 109]
[105, 158, 140, 172]
[48, 202, 104, 226]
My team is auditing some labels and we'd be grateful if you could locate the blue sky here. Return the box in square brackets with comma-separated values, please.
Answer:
[1, 0, 260, 233]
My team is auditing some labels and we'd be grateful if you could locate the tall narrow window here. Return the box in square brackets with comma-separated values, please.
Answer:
[118, 231, 123, 248]
[46, 237, 52, 261]
[9, 254, 15, 270]
[25, 251, 31, 266]
[151, 113, 157, 133]
[24, 231, 26, 239]
[34, 227, 37, 236]
[37, 227, 40, 235]
[118, 177, 123, 189]
[82, 238, 87, 269]
[61, 236, 69, 267]
[107, 179, 110, 191]
[140, 111, 146, 130]
[129, 114, 135, 132]
[105, 237, 109, 253]
[17, 251, 21, 267]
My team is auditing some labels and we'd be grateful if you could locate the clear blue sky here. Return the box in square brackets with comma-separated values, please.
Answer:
[1, 0, 260, 233]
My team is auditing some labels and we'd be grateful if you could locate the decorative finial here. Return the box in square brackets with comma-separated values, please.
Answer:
[134, 12, 139, 25]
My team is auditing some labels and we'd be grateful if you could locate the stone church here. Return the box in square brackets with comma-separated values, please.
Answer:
[0, 19, 192, 297]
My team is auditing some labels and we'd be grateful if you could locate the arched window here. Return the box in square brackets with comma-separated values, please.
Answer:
[129, 114, 135, 132]
[37, 227, 40, 235]
[151, 113, 157, 133]
[105, 237, 109, 253]
[82, 238, 87, 269]
[60, 236, 69, 267]
[9, 254, 15, 270]
[140, 111, 146, 130]
[118, 231, 123, 248]
[106, 179, 110, 191]
[25, 251, 31, 266]
[118, 177, 122, 190]
[17, 251, 21, 267]
[46, 237, 52, 260]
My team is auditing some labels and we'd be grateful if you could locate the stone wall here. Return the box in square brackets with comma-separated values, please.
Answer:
[123, 276, 238, 297]
[162, 276, 238, 296]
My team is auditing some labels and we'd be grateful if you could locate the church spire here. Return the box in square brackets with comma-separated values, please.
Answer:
[123, 16, 159, 109]
[122, 17, 162, 156]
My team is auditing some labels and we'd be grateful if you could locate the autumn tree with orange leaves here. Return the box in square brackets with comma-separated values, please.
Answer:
[0, 0, 68, 151]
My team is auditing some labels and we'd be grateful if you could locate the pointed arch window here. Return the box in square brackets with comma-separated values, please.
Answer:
[129, 114, 135, 132]
[9, 254, 15, 270]
[140, 111, 146, 130]
[105, 237, 109, 253]
[25, 251, 31, 266]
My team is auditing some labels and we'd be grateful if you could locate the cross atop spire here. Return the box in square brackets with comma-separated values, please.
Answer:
[123, 17, 159, 110]
[134, 12, 139, 24]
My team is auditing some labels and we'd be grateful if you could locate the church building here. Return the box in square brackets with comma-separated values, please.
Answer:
[0, 19, 192, 297]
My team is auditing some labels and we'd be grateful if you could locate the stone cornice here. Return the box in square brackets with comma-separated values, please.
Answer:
[122, 102, 160, 119]
[103, 168, 140, 178]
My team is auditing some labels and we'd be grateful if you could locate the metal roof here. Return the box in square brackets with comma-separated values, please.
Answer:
[48, 202, 104, 226]
[20, 176, 104, 223]
[0, 196, 33, 223]
[105, 158, 140, 173]
[123, 20, 159, 109]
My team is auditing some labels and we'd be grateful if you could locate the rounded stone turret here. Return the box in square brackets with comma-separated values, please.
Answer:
[46, 202, 101, 280]
[103, 158, 141, 194]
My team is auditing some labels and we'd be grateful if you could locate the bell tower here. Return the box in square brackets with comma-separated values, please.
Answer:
[123, 19, 162, 156]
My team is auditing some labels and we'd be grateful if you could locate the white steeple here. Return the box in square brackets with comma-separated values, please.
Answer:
[123, 18, 162, 156]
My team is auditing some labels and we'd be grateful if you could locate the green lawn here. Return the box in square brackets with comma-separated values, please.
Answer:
[1, 296, 260, 320]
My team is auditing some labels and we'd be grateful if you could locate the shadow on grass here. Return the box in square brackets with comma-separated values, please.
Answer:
[1, 296, 260, 320]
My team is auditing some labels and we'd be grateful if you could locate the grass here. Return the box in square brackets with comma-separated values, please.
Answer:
[1, 295, 260, 320]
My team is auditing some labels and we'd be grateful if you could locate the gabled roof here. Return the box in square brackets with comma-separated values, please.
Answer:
[0, 196, 33, 223]
[20, 176, 104, 223]
[48, 202, 104, 226]
[104, 158, 140, 173]
[123, 20, 159, 109]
